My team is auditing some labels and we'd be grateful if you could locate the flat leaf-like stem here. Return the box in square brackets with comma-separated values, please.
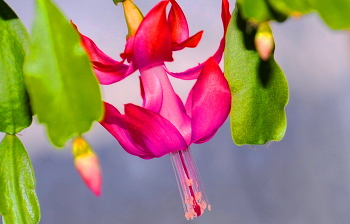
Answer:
[0, 135, 40, 224]
[224, 7, 289, 145]
[0, 0, 32, 134]
[24, 0, 103, 147]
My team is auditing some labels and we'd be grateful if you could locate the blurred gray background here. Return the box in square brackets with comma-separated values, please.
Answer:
[3, 0, 350, 223]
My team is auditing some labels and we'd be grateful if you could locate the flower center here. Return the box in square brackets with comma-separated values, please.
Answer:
[170, 148, 210, 220]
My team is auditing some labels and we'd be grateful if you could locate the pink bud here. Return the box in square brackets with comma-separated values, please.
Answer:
[73, 137, 102, 197]
[254, 22, 275, 61]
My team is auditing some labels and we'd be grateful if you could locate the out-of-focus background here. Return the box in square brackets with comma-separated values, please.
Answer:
[4, 0, 350, 223]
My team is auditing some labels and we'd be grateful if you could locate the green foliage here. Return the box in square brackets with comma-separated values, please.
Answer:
[308, 0, 350, 29]
[237, 0, 287, 22]
[0, 0, 32, 134]
[267, 0, 313, 16]
[0, 135, 40, 224]
[24, 0, 103, 147]
[238, 0, 350, 29]
[224, 8, 288, 145]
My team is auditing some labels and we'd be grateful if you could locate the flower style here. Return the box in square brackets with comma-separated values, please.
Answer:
[75, 0, 231, 219]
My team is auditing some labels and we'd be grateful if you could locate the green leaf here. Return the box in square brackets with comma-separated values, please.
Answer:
[237, 0, 287, 22]
[0, 135, 40, 224]
[308, 0, 350, 29]
[224, 8, 289, 145]
[0, 1, 32, 134]
[267, 0, 313, 16]
[24, 0, 103, 147]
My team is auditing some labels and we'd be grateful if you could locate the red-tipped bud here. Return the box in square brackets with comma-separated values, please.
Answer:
[73, 136, 102, 197]
[254, 22, 275, 61]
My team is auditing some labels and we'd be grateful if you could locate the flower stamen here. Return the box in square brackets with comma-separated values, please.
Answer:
[170, 148, 210, 220]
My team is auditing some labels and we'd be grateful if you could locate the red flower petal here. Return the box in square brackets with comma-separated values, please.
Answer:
[124, 104, 188, 157]
[172, 31, 203, 51]
[186, 57, 231, 143]
[168, 0, 189, 44]
[132, 1, 173, 69]
[101, 102, 155, 159]
[166, 0, 231, 80]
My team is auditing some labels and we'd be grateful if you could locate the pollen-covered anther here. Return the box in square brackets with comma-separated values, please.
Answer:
[200, 200, 207, 211]
[195, 191, 202, 201]
[186, 178, 193, 186]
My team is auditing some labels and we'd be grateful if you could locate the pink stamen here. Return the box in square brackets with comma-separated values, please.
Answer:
[170, 148, 210, 220]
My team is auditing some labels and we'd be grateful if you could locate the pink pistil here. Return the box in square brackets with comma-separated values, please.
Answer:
[170, 148, 210, 220]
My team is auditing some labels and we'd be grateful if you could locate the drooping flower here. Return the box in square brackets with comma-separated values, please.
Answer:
[75, 0, 231, 219]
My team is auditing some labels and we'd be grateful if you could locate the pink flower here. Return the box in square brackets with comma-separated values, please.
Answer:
[75, 0, 231, 218]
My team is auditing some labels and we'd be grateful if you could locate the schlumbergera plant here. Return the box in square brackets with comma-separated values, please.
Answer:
[1, 0, 350, 223]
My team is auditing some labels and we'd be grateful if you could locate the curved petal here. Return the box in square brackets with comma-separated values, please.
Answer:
[133, 1, 173, 69]
[165, 61, 203, 80]
[79, 32, 119, 64]
[139, 71, 163, 113]
[169, 0, 203, 51]
[168, 0, 189, 44]
[124, 104, 188, 158]
[75, 27, 132, 85]
[166, 0, 231, 80]
[141, 65, 192, 144]
[186, 57, 231, 144]
[101, 102, 155, 159]
[92, 61, 131, 85]
[172, 31, 203, 51]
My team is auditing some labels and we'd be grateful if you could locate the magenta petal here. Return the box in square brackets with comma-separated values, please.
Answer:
[133, 1, 173, 69]
[101, 102, 155, 159]
[124, 104, 188, 158]
[139, 69, 163, 113]
[165, 63, 203, 80]
[79, 33, 118, 64]
[76, 30, 131, 84]
[140, 65, 192, 144]
[186, 57, 231, 144]
[169, 0, 189, 44]
[92, 61, 132, 85]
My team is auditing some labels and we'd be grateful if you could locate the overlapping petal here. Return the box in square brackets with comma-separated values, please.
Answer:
[186, 57, 231, 143]
[166, 0, 231, 80]
[101, 102, 155, 159]
[168, 0, 203, 51]
[140, 65, 192, 144]
[124, 104, 188, 157]
[169, 0, 189, 44]
[132, 1, 173, 69]
[77, 29, 131, 85]
[139, 71, 163, 113]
